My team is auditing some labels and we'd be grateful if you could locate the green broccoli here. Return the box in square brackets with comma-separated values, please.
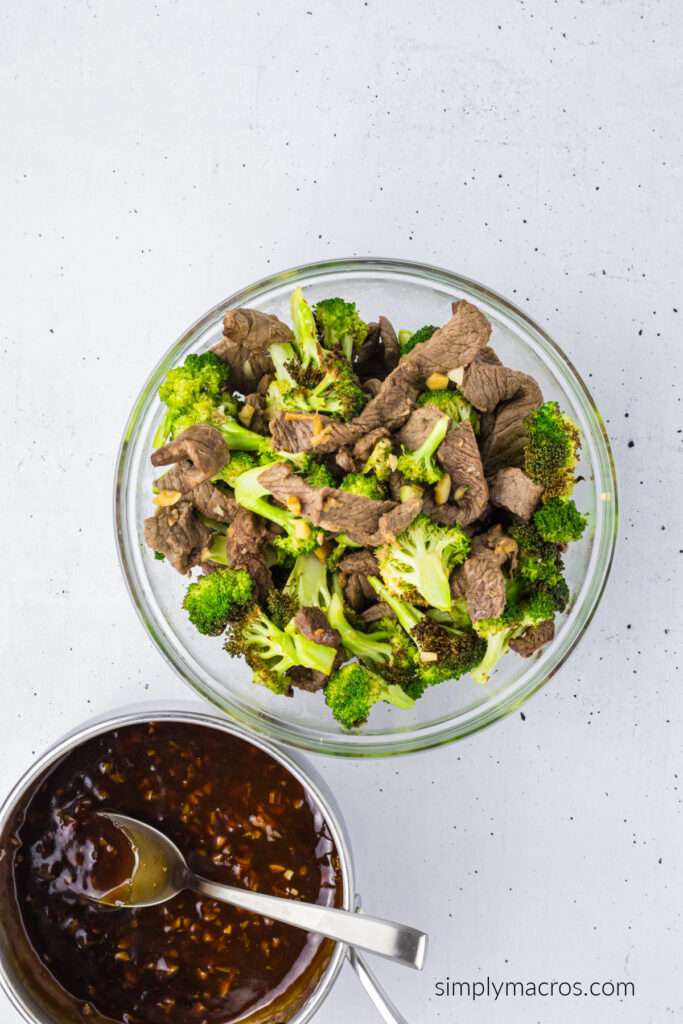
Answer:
[327, 582, 393, 668]
[203, 532, 228, 566]
[375, 514, 470, 611]
[268, 355, 367, 421]
[216, 416, 273, 454]
[269, 341, 300, 385]
[284, 552, 331, 609]
[183, 568, 253, 636]
[290, 287, 321, 368]
[417, 389, 480, 433]
[339, 473, 388, 500]
[362, 437, 395, 482]
[523, 401, 581, 499]
[396, 415, 450, 485]
[470, 591, 558, 684]
[153, 351, 234, 447]
[225, 605, 337, 694]
[534, 497, 587, 544]
[313, 297, 368, 362]
[212, 451, 257, 487]
[398, 324, 437, 356]
[302, 460, 337, 488]
[507, 521, 565, 590]
[324, 662, 415, 730]
[234, 464, 319, 557]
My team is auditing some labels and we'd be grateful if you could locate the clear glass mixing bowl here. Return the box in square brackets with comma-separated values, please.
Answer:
[115, 258, 618, 757]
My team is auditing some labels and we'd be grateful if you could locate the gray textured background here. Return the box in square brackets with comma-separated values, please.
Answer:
[1, 2, 681, 1022]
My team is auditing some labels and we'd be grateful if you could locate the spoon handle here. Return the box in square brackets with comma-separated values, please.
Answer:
[348, 947, 412, 1024]
[191, 875, 427, 970]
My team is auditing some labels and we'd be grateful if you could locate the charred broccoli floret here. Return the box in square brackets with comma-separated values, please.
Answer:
[268, 355, 367, 421]
[418, 389, 480, 432]
[183, 568, 253, 635]
[154, 351, 235, 446]
[324, 662, 415, 730]
[313, 297, 368, 362]
[362, 437, 395, 482]
[534, 497, 587, 544]
[398, 324, 437, 356]
[225, 605, 336, 694]
[396, 415, 450, 485]
[471, 591, 558, 684]
[234, 464, 318, 557]
[375, 514, 470, 611]
[507, 521, 565, 589]
[523, 401, 581, 499]
[339, 472, 388, 500]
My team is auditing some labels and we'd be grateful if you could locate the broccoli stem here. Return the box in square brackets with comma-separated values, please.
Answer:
[327, 591, 392, 668]
[153, 409, 174, 449]
[411, 415, 449, 465]
[290, 287, 320, 367]
[285, 552, 331, 607]
[367, 576, 423, 634]
[218, 418, 271, 452]
[381, 682, 417, 710]
[270, 342, 299, 385]
[470, 630, 511, 685]
[234, 464, 313, 542]
[205, 533, 228, 566]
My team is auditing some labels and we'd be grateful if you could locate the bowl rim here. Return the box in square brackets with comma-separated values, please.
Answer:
[0, 702, 354, 1024]
[114, 256, 619, 757]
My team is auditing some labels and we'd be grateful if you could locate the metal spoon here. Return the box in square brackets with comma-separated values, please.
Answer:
[96, 812, 428, 970]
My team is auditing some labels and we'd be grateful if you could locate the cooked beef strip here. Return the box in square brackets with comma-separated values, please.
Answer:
[342, 573, 370, 611]
[151, 424, 230, 489]
[224, 507, 273, 601]
[434, 421, 489, 527]
[395, 403, 447, 451]
[242, 393, 269, 435]
[352, 427, 391, 464]
[155, 463, 238, 523]
[490, 467, 544, 521]
[360, 601, 396, 622]
[480, 372, 543, 476]
[470, 524, 519, 574]
[378, 316, 401, 373]
[335, 449, 356, 474]
[354, 322, 383, 381]
[337, 550, 380, 576]
[449, 564, 467, 600]
[256, 463, 422, 547]
[143, 501, 212, 575]
[361, 378, 383, 398]
[464, 554, 507, 625]
[286, 667, 329, 693]
[401, 298, 491, 379]
[473, 345, 502, 366]
[211, 308, 293, 394]
[509, 619, 555, 657]
[459, 362, 523, 413]
[292, 607, 341, 648]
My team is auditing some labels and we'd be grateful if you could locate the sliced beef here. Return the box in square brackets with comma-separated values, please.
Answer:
[354, 322, 383, 381]
[292, 607, 342, 648]
[256, 373, 274, 396]
[242, 393, 269, 435]
[360, 601, 396, 622]
[396, 404, 447, 451]
[435, 421, 489, 527]
[337, 550, 380, 576]
[335, 449, 356, 474]
[342, 573, 371, 611]
[151, 424, 230, 489]
[470, 524, 519, 575]
[352, 427, 391, 464]
[376, 497, 423, 542]
[509, 619, 555, 657]
[459, 362, 523, 412]
[144, 501, 212, 574]
[473, 345, 502, 366]
[449, 564, 467, 600]
[490, 467, 544, 521]
[224, 507, 273, 601]
[400, 299, 491, 379]
[286, 667, 328, 693]
[257, 463, 421, 547]
[269, 411, 358, 455]
[154, 462, 237, 523]
[463, 555, 507, 625]
[362, 378, 383, 398]
[480, 372, 543, 476]
[378, 316, 401, 373]
[212, 308, 293, 394]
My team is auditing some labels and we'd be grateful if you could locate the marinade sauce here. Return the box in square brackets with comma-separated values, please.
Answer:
[9, 721, 343, 1023]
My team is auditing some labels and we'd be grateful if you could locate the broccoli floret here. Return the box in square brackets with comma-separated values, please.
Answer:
[313, 297, 368, 362]
[217, 416, 273, 454]
[324, 662, 415, 730]
[212, 451, 257, 487]
[368, 578, 485, 690]
[417, 389, 480, 433]
[183, 568, 253, 636]
[523, 401, 581, 499]
[265, 589, 298, 630]
[234, 464, 318, 557]
[534, 497, 587, 544]
[362, 437, 395, 482]
[508, 521, 565, 589]
[154, 351, 233, 446]
[398, 324, 437, 356]
[471, 591, 557, 684]
[290, 287, 321, 368]
[269, 342, 299, 385]
[284, 552, 331, 609]
[327, 582, 393, 668]
[269, 355, 367, 422]
[154, 551, 166, 561]
[339, 472, 387, 500]
[396, 415, 450, 484]
[375, 514, 470, 611]
[225, 605, 336, 693]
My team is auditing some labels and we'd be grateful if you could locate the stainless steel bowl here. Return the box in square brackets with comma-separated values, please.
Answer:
[0, 703, 354, 1024]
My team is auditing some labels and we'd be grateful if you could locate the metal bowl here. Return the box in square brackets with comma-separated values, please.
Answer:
[0, 703, 354, 1024]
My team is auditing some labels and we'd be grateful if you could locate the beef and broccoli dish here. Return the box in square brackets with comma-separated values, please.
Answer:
[143, 288, 587, 729]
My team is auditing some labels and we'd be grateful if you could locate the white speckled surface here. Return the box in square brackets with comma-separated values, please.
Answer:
[1, 2, 681, 1021]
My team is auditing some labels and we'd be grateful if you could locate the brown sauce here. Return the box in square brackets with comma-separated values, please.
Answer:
[7, 721, 343, 1023]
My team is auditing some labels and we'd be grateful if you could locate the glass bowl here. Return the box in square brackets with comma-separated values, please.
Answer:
[115, 258, 618, 757]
